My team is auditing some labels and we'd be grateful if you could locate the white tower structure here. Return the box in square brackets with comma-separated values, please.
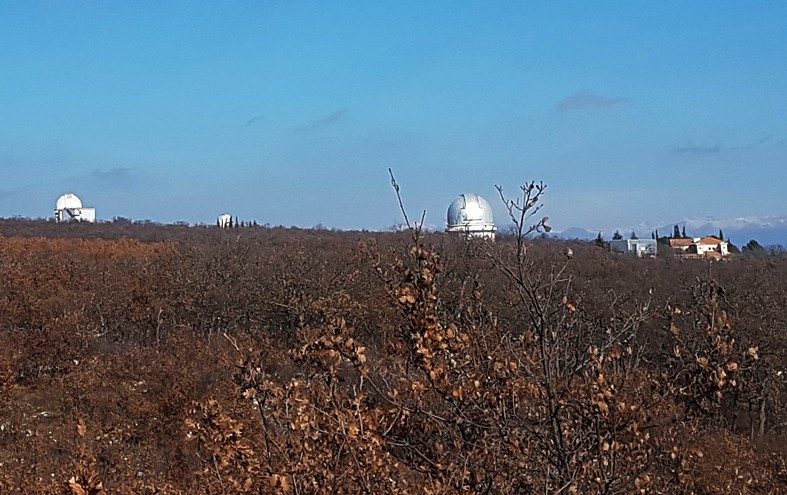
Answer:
[217, 213, 232, 228]
[54, 193, 96, 223]
[446, 193, 497, 240]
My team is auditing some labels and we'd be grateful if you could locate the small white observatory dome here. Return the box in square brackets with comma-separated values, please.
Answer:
[54, 193, 96, 223]
[56, 193, 83, 211]
[217, 213, 232, 228]
[446, 193, 497, 240]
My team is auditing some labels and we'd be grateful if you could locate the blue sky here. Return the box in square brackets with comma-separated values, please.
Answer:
[2, 1, 786, 232]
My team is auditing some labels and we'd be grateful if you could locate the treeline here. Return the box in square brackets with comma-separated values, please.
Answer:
[601, 222, 783, 255]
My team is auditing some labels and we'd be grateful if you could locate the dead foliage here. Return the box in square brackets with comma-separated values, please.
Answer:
[0, 218, 786, 493]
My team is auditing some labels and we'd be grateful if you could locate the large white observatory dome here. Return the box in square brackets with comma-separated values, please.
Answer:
[56, 193, 83, 211]
[446, 193, 497, 239]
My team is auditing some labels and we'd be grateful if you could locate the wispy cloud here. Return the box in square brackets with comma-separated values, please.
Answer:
[732, 134, 773, 150]
[294, 108, 347, 133]
[556, 91, 630, 112]
[244, 115, 264, 127]
[90, 167, 133, 180]
[672, 142, 721, 155]
[673, 135, 776, 155]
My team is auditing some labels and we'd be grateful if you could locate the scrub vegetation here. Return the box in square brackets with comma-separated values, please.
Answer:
[1, 186, 787, 493]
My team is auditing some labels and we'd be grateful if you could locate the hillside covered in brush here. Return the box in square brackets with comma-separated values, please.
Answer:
[1, 217, 786, 494]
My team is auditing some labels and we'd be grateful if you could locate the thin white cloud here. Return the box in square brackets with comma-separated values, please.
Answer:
[673, 135, 775, 154]
[731, 134, 773, 150]
[293, 108, 347, 133]
[672, 142, 721, 155]
[244, 115, 264, 127]
[91, 167, 133, 180]
[556, 91, 630, 112]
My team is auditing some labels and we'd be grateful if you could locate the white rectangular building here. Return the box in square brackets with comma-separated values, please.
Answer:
[610, 238, 657, 258]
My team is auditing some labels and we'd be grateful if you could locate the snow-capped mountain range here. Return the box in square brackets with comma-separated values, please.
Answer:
[555, 215, 787, 248]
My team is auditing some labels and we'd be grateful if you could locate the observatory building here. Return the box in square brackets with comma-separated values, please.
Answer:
[610, 238, 658, 258]
[446, 193, 497, 240]
[54, 193, 96, 223]
[217, 213, 232, 228]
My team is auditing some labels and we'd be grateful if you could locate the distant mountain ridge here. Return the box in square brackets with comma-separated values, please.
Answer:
[680, 216, 787, 248]
[553, 215, 787, 248]
[555, 227, 599, 241]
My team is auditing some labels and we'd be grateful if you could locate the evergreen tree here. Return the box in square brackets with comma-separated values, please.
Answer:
[673, 225, 680, 238]
[630, 231, 638, 240]
[743, 239, 765, 254]
[651, 231, 655, 240]
[612, 230, 623, 240]
[655, 229, 660, 240]
[228, 216, 233, 228]
[594, 232, 605, 247]
[681, 226, 687, 238]
[719, 229, 724, 241]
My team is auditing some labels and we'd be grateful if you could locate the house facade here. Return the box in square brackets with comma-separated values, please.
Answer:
[669, 236, 729, 258]
[695, 236, 729, 256]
